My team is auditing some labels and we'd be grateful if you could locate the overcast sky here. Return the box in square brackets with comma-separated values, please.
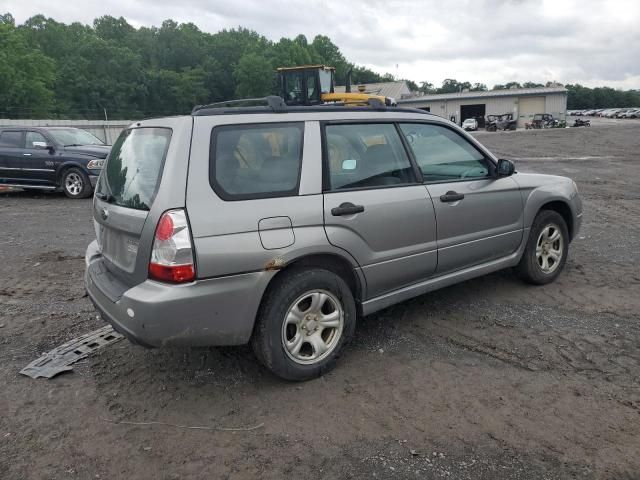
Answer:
[4, 0, 640, 89]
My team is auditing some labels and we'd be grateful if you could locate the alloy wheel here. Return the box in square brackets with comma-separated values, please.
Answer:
[536, 224, 564, 274]
[281, 289, 344, 365]
[65, 172, 83, 196]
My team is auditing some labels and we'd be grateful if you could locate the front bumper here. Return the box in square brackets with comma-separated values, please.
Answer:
[84, 241, 275, 347]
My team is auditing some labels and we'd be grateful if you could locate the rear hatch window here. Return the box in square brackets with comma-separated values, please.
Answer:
[97, 127, 172, 210]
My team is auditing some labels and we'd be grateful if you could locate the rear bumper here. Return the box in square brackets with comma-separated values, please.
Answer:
[84, 241, 275, 347]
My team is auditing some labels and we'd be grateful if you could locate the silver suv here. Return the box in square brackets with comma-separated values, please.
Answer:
[85, 100, 582, 380]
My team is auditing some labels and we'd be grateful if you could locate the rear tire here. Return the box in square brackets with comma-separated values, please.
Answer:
[517, 210, 569, 285]
[61, 168, 92, 199]
[251, 268, 356, 381]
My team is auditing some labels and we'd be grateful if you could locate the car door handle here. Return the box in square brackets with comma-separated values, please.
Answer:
[23, 153, 32, 156]
[440, 191, 464, 202]
[331, 202, 365, 216]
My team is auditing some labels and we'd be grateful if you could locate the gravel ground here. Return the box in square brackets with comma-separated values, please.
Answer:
[1, 121, 639, 479]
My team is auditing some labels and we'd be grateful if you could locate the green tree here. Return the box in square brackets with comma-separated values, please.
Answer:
[437, 79, 471, 93]
[0, 19, 55, 117]
[419, 81, 435, 94]
[234, 52, 273, 98]
[404, 79, 418, 91]
[270, 38, 313, 69]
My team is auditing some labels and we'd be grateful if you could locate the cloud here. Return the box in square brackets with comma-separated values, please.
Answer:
[5, 0, 640, 88]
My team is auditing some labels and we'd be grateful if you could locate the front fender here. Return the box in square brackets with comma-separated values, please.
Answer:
[54, 160, 91, 181]
[514, 173, 582, 238]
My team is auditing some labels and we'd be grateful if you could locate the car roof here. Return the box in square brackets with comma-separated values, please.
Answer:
[133, 106, 451, 130]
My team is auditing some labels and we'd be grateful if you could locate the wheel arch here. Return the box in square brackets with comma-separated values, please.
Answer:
[55, 161, 90, 185]
[537, 200, 574, 240]
[273, 253, 363, 302]
[255, 252, 364, 328]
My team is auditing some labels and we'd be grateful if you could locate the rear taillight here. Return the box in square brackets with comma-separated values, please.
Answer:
[149, 209, 195, 283]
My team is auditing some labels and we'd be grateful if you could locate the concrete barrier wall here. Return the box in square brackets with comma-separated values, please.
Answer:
[0, 119, 133, 144]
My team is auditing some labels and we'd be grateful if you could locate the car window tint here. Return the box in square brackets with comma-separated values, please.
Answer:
[97, 127, 172, 211]
[26, 131, 47, 148]
[325, 123, 416, 190]
[47, 128, 104, 146]
[283, 72, 304, 104]
[0, 131, 23, 148]
[307, 71, 318, 100]
[210, 123, 303, 200]
[399, 123, 489, 182]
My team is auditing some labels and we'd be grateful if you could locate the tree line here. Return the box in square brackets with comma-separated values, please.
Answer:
[1, 13, 638, 119]
[414, 80, 640, 110]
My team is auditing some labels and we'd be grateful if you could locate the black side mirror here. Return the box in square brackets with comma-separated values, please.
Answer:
[496, 158, 515, 176]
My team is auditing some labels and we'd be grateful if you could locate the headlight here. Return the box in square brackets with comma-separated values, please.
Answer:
[87, 159, 105, 169]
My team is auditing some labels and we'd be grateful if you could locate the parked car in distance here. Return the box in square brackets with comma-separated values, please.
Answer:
[485, 113, 517, 131]
[85, 100, 583, 380]
[0, 127, 110, 198]
[621, 108, 640, 118]
[614, 108, 633, 118]
[462, 118, 478, 131]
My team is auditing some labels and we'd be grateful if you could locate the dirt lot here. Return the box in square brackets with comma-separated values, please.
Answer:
[1, 121, 639, 479]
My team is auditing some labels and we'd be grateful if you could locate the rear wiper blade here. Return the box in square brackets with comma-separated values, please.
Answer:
[95, 192, 115, 203]
[64, 143, 84, 147]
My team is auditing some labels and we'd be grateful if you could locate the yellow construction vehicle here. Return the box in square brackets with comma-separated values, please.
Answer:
[276, 65, 394, 107]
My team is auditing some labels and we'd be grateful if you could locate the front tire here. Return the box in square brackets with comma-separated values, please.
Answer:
[62, 168, 92, 199]
[251, 269, 356, 381]
[517, 210, 569, 285]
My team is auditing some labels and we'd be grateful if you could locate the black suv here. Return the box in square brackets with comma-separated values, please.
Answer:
[0, 127, 110, 198]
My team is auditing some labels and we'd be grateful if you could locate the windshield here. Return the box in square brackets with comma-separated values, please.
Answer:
[48, 128, 105, 146]
[319, 69, 333, 93]
[96, 127, 172, 211]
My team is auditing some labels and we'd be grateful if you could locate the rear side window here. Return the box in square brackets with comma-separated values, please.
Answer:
[399, 123, 489, 182]
[324, 123, 416, 190]
[210, 123, 303, 200]
[97, 127, 172, 211]
[0, 131, 23, 148]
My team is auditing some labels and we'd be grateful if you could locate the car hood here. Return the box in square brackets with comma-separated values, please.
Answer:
[62, 145, 111, 158]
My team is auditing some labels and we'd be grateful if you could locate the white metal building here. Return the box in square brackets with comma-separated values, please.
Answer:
[397, 86, 568, 128]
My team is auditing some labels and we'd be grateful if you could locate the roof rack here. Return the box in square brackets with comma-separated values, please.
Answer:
[192, 96, 287, 114]
[191, 95, 432, 117]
